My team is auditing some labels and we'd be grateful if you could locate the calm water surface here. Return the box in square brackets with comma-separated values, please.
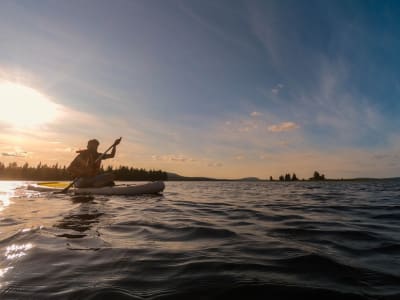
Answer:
[0, 180, 400, 299]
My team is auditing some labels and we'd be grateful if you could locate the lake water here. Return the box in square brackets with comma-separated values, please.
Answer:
[0, 180, 400, 299]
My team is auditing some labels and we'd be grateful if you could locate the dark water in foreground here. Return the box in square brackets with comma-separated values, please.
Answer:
[1, 180, 400, 299]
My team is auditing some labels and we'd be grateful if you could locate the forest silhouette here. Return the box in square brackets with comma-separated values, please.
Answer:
[0, 162, 167, 181]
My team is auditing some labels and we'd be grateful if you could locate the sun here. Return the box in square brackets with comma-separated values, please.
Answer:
[0, 81, 60, 127]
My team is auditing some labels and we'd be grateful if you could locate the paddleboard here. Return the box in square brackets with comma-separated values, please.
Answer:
[27, 181, 165, 195]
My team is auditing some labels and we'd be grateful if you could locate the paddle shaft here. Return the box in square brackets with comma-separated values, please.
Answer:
[58, 178, 78, 194]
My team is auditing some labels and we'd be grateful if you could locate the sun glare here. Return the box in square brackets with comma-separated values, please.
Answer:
[0, 81, 60, 127]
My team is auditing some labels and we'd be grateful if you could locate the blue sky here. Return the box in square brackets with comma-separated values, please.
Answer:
[1, 0, 400, 179]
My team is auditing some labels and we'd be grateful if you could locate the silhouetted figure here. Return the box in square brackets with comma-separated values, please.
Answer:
[67, 138, 121, 188]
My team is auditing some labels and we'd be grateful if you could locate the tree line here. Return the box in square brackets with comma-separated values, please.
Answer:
[270, 171, 326, 181]
[0, 162, 167, 181]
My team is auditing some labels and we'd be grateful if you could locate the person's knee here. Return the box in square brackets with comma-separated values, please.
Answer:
[92, 173, 115, 187]
[74, 177, 93, 188]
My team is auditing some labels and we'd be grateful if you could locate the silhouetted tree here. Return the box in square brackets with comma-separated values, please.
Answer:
[310, 171, 326, 181]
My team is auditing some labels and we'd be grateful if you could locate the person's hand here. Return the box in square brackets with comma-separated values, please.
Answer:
[114, 137, 122, 146]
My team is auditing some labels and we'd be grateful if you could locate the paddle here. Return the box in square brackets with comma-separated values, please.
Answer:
[57, 137, 122, 194]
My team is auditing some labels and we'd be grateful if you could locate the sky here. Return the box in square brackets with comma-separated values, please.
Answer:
[1, 0, 400, 179]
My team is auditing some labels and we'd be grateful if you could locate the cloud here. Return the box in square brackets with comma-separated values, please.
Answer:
[208, 162, 223, 167]
[2, 152, 27, 157]
[54, 147, 73, 153]
[271, 88, 279, 95]
[268, 122, 299, 132]
[177, 2, 253, 52]
[271, 83, 284, 95]
[151, 154, 196, 163]
[247, 2, 389, 150]
[234, 154, 245, 160]
[151, 153, 223, 169]
[238, 119, 259, 132]
[250, 111, 263, 117]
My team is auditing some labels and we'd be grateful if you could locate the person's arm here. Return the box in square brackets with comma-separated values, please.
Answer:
[102, 145, 116, 160]
[101, 138, 121, 160]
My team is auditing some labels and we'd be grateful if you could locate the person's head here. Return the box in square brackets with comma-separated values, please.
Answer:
[87, 139, 99, 152]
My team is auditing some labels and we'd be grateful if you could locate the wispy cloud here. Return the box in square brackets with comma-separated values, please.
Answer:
[177, 1, 254, 53]
[268, 122, 299, 132]
[250, 111, 263, 117]
[234, 154, 245, 160]
[54, 147, 73, 153]
[246, 1, 389, 149]
[152, 154, 196, 163]
[149, 152, 224, 175]
[2, 152, 27, 157]
[271, 83, 284, 95]
[238, 119, 259, 132]
[208, 162, 223, 168]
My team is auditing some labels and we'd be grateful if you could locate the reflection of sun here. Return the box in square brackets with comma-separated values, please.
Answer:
[0, 81, 60, 127]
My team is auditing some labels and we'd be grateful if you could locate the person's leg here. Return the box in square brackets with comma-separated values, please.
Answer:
[92, 173, 115, 187]
[74, 177, 96, 188]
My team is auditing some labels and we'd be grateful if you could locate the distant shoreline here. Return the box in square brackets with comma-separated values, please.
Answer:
[166, 173, 400, 182]
[166, 178, 400, 182]
[0, 162, 398, 182]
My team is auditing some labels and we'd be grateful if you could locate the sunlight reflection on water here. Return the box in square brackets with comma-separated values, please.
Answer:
[0, 181, 33, 290]
[0, 241, 35, 290]
[0, 193, 10, 212]
[5, 243, 33, 260]
[0, 267, 13, 289]
[0, 190, 11, 213]
[0, 181, 24, 212]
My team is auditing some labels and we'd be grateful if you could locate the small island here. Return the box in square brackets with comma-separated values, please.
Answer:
[271, 171, 326, 181]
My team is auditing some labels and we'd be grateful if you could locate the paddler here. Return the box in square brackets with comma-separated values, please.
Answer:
[67, 138, 121, 188]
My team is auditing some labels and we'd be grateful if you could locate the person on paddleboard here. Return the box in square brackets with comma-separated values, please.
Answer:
[67, 138, 121, 188]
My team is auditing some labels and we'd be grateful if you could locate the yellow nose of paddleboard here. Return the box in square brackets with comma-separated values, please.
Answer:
[37, 182, 69, 189]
